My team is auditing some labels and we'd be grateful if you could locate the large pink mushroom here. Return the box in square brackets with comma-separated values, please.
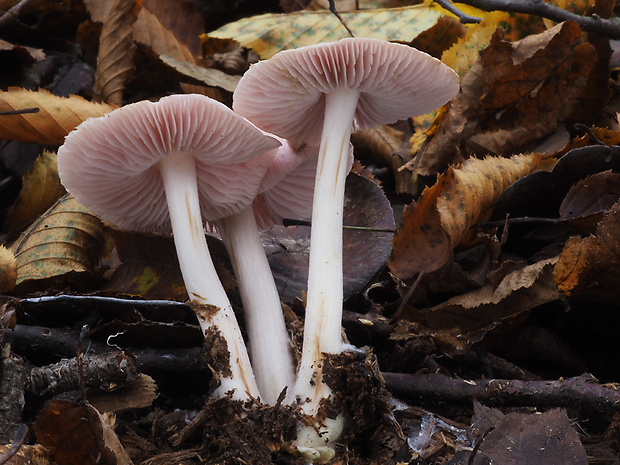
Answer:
[233, 38, 460, 460]
[57, 94, 280, 402]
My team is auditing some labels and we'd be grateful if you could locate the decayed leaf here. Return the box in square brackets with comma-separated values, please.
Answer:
[82, 0, 116, 22]
[470, 404, 588, 465]
[0, 88, 115, 145]
[411, 256, 560, 332]
[441, 16, 500, 78]
[11, 194, 106, 292]
[554, 201, 620, 304]
[159, 55, 240, 92]
[409, 21, 597, 176]
[410, 15, 466, 59]
[0, 245, 17, 293]
[4, 150, 65, 232]
[559, 171, 620, 220]
[133, 0, 203, 64]
[208, 5, 443, 59]
[0, 38, 45, 61]
[265, 173, 395, 303]
[351, 125, 417, 194]
[0, 444, 51, 465]
[390, 153, 551, 280]
[92, 0, 139, 105]
[34, 400, 133, 465]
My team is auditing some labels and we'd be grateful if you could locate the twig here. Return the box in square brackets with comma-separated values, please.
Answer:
[383, 372, 620, 416]
[0, 424, 29, 465]
[0, 108, 39, 116]
[434, 0, 482, 24]
[0, 0, 36, 30]
[77, 325, 89, 403]
[328, 0, 354, 37]
[453, 0, 620, 39]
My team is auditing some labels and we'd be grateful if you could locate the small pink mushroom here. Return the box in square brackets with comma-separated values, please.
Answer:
[58, 94, 280, 401]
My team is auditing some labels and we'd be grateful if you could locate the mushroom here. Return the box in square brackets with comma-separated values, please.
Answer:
[216, 137, 342, 405]
[233, 37, 460, 459]
[57, 94, 281, 401]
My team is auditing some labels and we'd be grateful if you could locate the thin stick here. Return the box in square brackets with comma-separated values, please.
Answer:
[328, 0, 355, 37]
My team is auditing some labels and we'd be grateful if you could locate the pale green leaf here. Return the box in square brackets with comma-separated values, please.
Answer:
[208, 5, 443, 59]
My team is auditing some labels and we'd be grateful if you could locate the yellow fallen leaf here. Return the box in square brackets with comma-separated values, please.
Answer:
[208, 5, 443, 59]
[0, 245, 17, 293]
[5, 150, 65, 233]
[0, 88, 115, 145]
[11, 194, 106, 292]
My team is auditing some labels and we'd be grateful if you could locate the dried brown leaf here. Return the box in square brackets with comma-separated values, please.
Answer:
[390, 153, 550, 280]
[92, 0, 139, 105]
[0, 444, 51, 465]
[0, 88, 115, 145]
[11, 194, 106, 292]
[559, 171, 620, 219]
[34, 400, 133, 465]
[351, 125, 415, 194]
[4, 150, 65, 232]
[0, 38, 45, 61]
[409, 21, 597, 176]
[133, 0, 203, 64]
[412, 256, 560, 332]
[554, 201, 620, 304]
[159, 55, 240, 92]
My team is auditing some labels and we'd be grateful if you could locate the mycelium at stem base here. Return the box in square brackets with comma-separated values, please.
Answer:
[158, 153, 260, 402]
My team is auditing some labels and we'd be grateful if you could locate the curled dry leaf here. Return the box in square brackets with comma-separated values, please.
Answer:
[559, 170, 620, 220]
[411, 256, 560, 333]
[390, 153, 551, 280]
[408, 21, 597, 176]
[351, 125, 415, 194]
[11, 194, 106, 292]
[0, 88, 115, 145]
[554, 201, 620, 304]
[133, 0, 203, 63]
[4, 150, 65, 232]
[92, 0, 139, 106]
[0, 38, 45, 62]
[159, 55, 240, 93]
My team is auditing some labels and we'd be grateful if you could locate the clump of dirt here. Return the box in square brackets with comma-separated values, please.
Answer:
[324, 349, 408, 464]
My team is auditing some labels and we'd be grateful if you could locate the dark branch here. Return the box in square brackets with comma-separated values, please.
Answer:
[383, 372, 620, 417]
[452, 0, 620, 38]
[434, 0, 482, 24]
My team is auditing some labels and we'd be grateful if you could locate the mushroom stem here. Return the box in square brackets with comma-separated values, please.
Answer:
[216, 207, 295, 405]
[158, 153, 260, 401]
[289, 88, 359, 459]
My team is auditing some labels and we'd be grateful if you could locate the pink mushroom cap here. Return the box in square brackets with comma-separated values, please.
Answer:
[58, 94, 281, 233]
[252, 139, 355, 229]
[233, 37, 460, 146]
